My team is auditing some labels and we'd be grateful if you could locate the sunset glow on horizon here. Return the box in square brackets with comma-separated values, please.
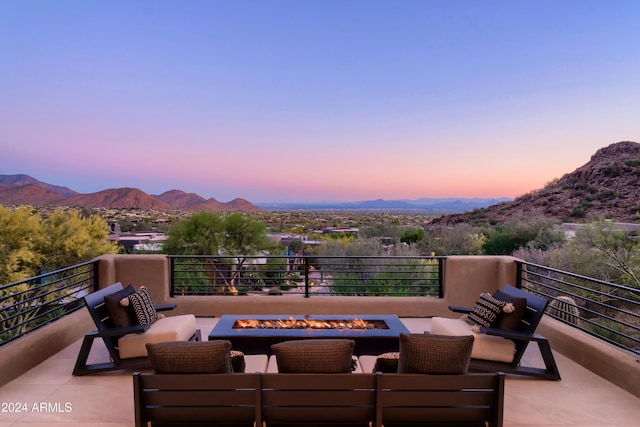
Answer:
[1, 1, 639, 203]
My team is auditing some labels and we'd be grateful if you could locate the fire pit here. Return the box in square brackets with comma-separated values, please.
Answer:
[208, 315, 410, 355]
[233, 317, 389, 330]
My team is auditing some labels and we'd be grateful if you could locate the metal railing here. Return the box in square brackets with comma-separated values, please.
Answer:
[0, 261, 99, 346]
[516, 260, 640, 355]
[169, 255, 444, 298]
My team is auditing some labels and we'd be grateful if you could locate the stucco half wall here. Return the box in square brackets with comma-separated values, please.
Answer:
[95, 254, 519, 317]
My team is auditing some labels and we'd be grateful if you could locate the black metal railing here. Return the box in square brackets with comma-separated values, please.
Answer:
[516, 260, 640, 355]
[168, 255, 444, 298]
[0, 261, 99, 346]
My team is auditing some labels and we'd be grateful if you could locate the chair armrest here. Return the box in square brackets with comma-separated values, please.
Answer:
[480, 326, 548, 342]
[448, 305, 472, 314]
[87, 324, 150, 337]
[155, 304, 177, 312]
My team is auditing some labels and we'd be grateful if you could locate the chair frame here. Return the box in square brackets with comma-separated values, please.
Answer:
[73, 282, 201, 376]
[450, 285, 561, 380]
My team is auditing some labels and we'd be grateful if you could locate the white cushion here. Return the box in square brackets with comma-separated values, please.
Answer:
[244, 354, 269, 373]
[430, 317, 515, 363]
[118, 314, 196, 359]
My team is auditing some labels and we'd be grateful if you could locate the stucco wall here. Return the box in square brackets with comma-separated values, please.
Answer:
[0, 309, 93, 386]
[94, 254, 519, 318]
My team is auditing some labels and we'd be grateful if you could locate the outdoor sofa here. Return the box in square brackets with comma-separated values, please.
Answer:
[133, 336, 505, 427]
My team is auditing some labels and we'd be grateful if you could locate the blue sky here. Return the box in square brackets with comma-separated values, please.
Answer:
[1, 0, 639, 203]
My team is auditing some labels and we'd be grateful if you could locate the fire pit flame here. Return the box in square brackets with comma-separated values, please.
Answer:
[233, 316, 388, 330]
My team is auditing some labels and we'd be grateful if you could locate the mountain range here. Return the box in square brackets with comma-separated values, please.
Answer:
[0, 176, 260, 212]
[0, 174, 508, 213]
[258, 197, 512, 212]
[1, 140, 639, 221]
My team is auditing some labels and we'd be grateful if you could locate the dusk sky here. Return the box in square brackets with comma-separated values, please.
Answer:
[1, 1, 639, 203]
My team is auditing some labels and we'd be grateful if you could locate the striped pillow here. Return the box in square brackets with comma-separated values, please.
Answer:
[127, 287, 158, 325]
[466, 292, 506, 328]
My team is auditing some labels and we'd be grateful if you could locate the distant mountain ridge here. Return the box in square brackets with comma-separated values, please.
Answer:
[258, 197, 511, 212]
[0, 176, 260, 212]
[0, 174, 77, 197]
[430, 141, 640, 225]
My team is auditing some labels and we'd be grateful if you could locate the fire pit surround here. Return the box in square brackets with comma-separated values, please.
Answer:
[208, 315, 410, 355]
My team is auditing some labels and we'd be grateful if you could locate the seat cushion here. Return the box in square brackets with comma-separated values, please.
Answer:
[117, 314, 197, 359]
[397, 333, 474, 374]
[147, 340, 233, 374]
[270, 339, 356, 373]
[430, 317, 515, 363]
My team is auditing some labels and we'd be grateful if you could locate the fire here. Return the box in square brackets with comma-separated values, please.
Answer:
[233, 317, 386, 330]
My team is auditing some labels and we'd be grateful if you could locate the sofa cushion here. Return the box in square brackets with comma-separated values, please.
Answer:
[493, 289, 527, 331]
[430, 317, 516, 363]
[271, 339, 355, 373]
[467, 292, 509, 328]
[397, 333, 474, 374]
[147, 340, 232, 374]
[103, 284, 136, 328]
[118, 314, 197, 359]
[127, 286, 159, 326]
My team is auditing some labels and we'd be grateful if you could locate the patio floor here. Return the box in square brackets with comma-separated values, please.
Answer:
[1, 317, 639, 426]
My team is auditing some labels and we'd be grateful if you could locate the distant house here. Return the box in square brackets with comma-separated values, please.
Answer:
[322, 227, 359, 236]
[108, 223, 167, 252]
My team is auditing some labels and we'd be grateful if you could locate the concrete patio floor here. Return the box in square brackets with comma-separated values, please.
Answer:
[1, 317, 639, 427]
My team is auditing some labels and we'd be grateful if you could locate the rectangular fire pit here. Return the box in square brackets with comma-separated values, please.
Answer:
[208, 315, 410, 356]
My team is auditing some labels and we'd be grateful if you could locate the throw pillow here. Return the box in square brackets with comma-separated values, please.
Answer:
[146, 340, 233, 374]
[372, 352, 399, 373]
[271, 339, 355, 373]
[104, 284, 136, 328]
[397, 333, 474, 374]
[230, 350, 246, 373]
[126, 286, 159, 326]
[466, 292, 514, 329]
[493, 289, 527, 331]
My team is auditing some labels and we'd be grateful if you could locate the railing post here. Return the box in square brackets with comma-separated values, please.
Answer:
[168, 256, 175, 297]
[438, 257, 444, 299]
[92, 259, 100, 292]
[303, 256, 310, 298]
[515, 261, 523, 290]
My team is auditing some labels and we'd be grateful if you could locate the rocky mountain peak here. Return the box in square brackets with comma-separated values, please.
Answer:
[431, 141, 640, 226]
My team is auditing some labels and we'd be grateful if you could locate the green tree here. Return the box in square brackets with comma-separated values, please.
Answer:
[38, 210, 119, 271]
[0, 206, 43, 284]
[1, 207, 118, 341]
[400, 228, 424, 245]
[417, 224, 485, 256]
[163, 211, 222, 255]
[571, 220, 640, 288]
[482, 217, 560, 255]
[288, 239, 305, 254]
[220, 213, 271, 255]
[164, 212, 273, 294]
